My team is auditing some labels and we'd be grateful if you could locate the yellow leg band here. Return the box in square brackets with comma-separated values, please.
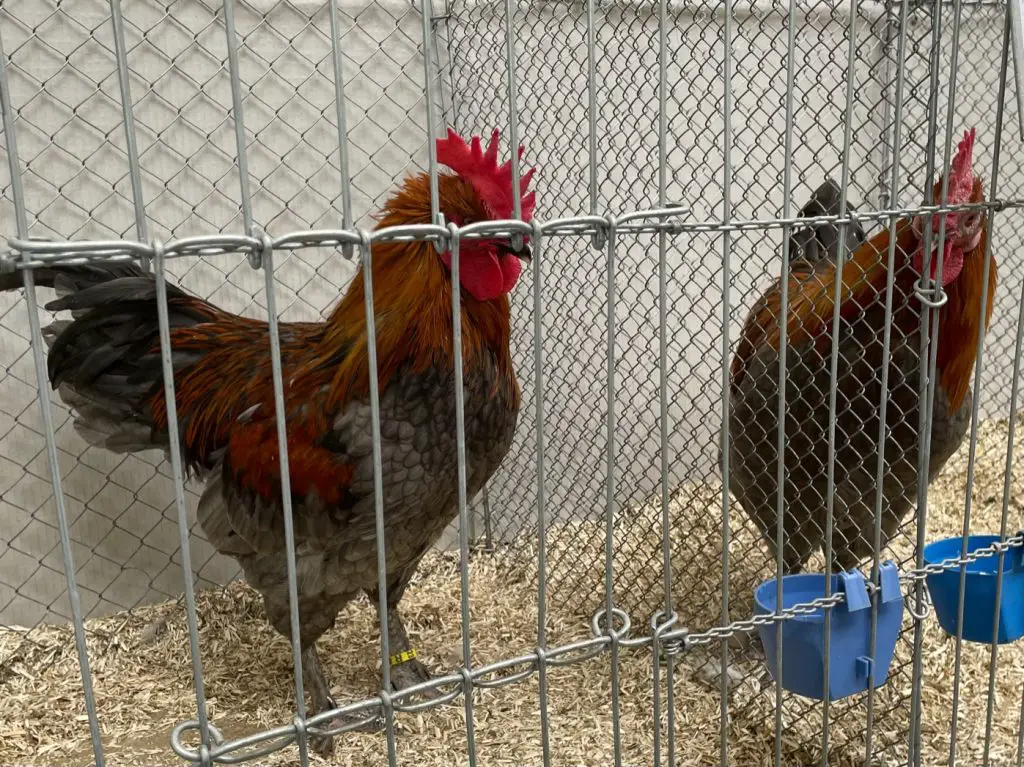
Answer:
[390, 648, 418, 667]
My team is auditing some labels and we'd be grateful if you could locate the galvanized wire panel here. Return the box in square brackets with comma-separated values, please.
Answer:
[445, 0, 1024, 763]
[450, 0, 888, 563]
[1, 0, 1023, 764]
[0, 0, 450, 627]
[450, 0, 1024, 598]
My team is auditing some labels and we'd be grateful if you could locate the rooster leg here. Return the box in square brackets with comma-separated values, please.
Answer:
[368, 572, 444, 701]
[302, 645, 383, 757]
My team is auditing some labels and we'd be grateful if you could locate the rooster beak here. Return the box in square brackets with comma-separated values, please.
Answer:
[498, 242, 531, 263]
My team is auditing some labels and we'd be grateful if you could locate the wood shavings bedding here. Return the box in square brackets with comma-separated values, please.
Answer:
[1, 418, 1021, 766]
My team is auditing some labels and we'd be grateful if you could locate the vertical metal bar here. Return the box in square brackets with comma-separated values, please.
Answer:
[1015, 692, 1024, 767]
[983, 251, 1024, 766]
[531, 225, 551, 767]
[0, 31, 105, 766]
[945, 1, 996, 760]
[586, 0, 600, 249]
[1007, 0, 1024, 139]
[222, 0, 254, 233]
[863, 1, 912, 763]
[774, 0, 799, 761]
[719, 0, 734, 759]
[874, 11, 897, 213]
[261, 241, 309, 766]
[468, 490, 478, 545]
[503, 0, 522, 227]
[482, 485, 494, 552]
[820, 1, 861, 757]
[978, 39, 1014, 757]
[604, 217, 622, 767]
[429, 2, 455, 131]
[359, 233, 399, 767]
[420, 0, 440, 226]
[447, 227, 478, 767]
[222, 3, 305, 761]
[907, 0, 948, 759]
[152, 244, 213, 765]
[108, 0, 149, 256]
[910, 0, 975, 757]
[654, 0, 674, 762]
[327, 0, 354, 258]
[975, 29, 1017, 767]
[0, 25, 27, 240]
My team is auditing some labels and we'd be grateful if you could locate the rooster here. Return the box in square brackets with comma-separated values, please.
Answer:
[727, 128, 996, 575]
[0, 128, 536, 755]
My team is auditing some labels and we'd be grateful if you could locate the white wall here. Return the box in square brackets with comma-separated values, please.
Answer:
[0, 0, 1021, 626]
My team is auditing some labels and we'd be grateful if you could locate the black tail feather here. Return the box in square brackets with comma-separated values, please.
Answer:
[0, 261, 151, 296]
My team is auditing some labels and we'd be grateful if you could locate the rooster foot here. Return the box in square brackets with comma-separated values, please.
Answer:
[306, 695, 385, 758]
[300, 646, 384, 757]
[389, 654, 445, 701]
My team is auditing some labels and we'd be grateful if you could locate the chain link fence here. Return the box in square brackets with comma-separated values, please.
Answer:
[1, 0, 1023, 764]
[0, 0, 457, 628]
[445, 0, 1024, 762]
[450, 0, 1024, 597]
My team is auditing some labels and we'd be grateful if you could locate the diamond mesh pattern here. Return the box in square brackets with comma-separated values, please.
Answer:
[446, 0, 1024, 760]
[447, 0, 1023, 601]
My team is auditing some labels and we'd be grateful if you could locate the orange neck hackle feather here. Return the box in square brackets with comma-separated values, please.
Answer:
[934, 225, 997, 410]
[731, 215, 996, 412]
[319, 171, 520, 412]
[729, 222, 914, 385]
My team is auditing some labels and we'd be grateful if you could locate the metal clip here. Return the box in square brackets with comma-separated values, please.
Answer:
[904, 588, 931, 622]
[912, 276, 948, 309]
[433, 211, 448, 255]
[651, 609, 687, 660]
[248, 224, 270, 269]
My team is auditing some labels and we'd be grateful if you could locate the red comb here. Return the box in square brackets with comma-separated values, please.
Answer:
[436, 127, 536, 221]
[947, 127, 976, 203]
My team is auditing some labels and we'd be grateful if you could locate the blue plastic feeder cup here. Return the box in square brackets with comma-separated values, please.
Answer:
[922, 534, 1024, 645]
[753, 561, 903, 701]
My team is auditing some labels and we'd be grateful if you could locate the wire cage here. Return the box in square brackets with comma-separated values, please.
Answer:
[0, 0, 1023, 765]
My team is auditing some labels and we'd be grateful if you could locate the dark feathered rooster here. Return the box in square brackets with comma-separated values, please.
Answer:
[0, 128, 536, 755]
[727, 128, 996, 574]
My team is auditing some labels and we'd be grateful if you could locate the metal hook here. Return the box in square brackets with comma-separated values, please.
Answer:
[904, 588, 931, 622]
[590, 606, 632, 642]
[651, 609, 687, 660]
[433, 211, 448, 255]
[171, 720, 225, 764]
[913, 276, 948, 309]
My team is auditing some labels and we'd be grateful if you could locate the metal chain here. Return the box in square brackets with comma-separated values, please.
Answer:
[170, 533, 1024, 762]
[902, 532, 1024, 583]
[618, 533, 1024, 651]
[684, 592, 847, 647]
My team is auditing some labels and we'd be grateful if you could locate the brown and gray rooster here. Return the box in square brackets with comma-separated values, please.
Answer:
[727, 128, 996, 575]
[0, 128, 536, 755]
